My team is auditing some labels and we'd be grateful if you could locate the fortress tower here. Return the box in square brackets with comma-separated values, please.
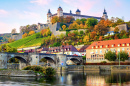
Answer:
[57, 6, 63, 17]
[76, 9, 81, 15]
[102, 8, 108, 20]
[47, 9, 52, 23]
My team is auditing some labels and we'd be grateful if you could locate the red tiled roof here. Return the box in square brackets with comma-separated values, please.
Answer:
[86, 38, 130, 50]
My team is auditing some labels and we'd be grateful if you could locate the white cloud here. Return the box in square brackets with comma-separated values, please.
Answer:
[30, 0, 52, 5]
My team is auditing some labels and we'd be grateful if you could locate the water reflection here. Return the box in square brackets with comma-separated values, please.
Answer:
[0, 72, 130, 86]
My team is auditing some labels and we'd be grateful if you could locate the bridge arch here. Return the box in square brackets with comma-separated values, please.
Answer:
[40, 56, 56, 66]
[8, 56, 27, 69]
[69, 58, 82, 65]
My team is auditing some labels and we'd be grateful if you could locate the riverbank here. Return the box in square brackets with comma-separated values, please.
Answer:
[0, 70, 36, 76]
[56, 65, 130, 73]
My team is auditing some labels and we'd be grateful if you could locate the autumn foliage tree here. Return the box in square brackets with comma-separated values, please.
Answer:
[51, 16, 59, 24]
[62, 25, 66, 30]
[29, 30, 35, 36]
[40, 28, 52, 37]
[90, 31, 96, 39]
[114, 27, 119, 33]
[22, 33, 28, 38]
[99, 36, 103, 41]
[94, 22, 108, 35]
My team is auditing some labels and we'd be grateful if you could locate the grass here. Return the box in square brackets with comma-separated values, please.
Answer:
[8, 32, 47, 48]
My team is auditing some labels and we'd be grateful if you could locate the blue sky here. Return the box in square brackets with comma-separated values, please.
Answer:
[0, 0, 130, 33]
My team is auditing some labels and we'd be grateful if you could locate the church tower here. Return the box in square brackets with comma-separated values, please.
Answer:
[76, 9, 81, 15]
[57, 6, 63, 17]
[102, 8, 108, 20]
[47, 9, 52, 23]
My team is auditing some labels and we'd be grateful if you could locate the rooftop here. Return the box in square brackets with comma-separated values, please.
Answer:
[86, 38, 130, 49]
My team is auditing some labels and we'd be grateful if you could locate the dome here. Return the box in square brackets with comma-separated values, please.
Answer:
[103, 9, 107, 14]
[57, 6, 63, 11]
[76, 9, 81, 12]
[47, 9, 52, 15]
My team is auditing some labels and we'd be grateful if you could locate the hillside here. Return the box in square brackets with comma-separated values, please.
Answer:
[0, 33, 11, 42]
[8, 32, 47, 48]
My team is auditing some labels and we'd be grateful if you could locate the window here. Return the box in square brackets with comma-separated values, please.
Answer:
[100, 50, 102, 53]
[122, 48, 124, 51]
[106, 45, 108, 48]
[96, 46, 98, 48]
[118, 44, 120, 47]
[128, 52, 129, 55]
[127, 43, 129, 46]
[127, 48, 129, 50]
[111, 44, 114, 47]
[96, 50, 98, 54]
[100, 46, 102, 48]
[118, 49, 120, 52]
[122, 44, 125, 46]
[92, 46, 94, 49]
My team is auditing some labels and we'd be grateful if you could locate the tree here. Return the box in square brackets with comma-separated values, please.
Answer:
[117, 51, 129, 61]
[51, 16, 59, 24]
[104, 19, 112, 27]
[114, 27, 119, 33]
[99, 36, 103, 41]
[105, 51, 116, 61]
[114, 34, 118, 39]
[80, 18, 87, 25]
[85, 18, 98, 28]
[94, 23, 108, 35]
[11, 28, 17, 34]
[90, 31, 96, 39]
[83, 35, 90, 43]
[79, 24, 84, 29]
[75, 19, 82, 25]
[8, 57, 19, 63]
[40, 58, 47, 63]
[65, 16, 75, 23]
[8, 38, 15, 43]
[40, 28, 52, 37]
[0, 44, 17, 53]
[62, 25, 66, 30]
[22, 33, 28, 38]
[29, 30, 35, 36]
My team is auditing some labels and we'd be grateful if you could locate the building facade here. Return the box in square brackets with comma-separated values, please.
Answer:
[86, 38, 130, 63]
[47, 6, 108, 23]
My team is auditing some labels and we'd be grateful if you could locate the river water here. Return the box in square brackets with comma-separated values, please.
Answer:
[0, 71, 130, 86]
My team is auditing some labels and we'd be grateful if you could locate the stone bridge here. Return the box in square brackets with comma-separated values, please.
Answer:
[0, 52, 83, 69]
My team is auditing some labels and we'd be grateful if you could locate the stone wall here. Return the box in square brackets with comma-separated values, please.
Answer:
[0, 70, 36, 76]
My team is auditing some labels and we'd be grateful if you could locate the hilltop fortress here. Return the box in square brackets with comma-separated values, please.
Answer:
[47, 6, 108, 23]
[37, 6, 108, 35]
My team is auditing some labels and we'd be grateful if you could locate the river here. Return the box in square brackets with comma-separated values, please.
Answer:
[0, 71, 130, 86]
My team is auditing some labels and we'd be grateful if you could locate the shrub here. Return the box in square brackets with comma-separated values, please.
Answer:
[101, 61, 107, 64]
[105, 51, 116, 61]
[23, 65, 43, 72]
[117, 51, 129, 61]
[44, 67, 56, 76]
[23, 66, 56, 76]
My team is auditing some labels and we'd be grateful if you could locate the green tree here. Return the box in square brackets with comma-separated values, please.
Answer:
[85, 18, 98, 28]
[80, 18, 87, 25]
[117, 51, 129, 61]
[105, 51, 116, 61]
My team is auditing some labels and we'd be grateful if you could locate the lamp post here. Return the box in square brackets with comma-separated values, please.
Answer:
[119, 52, 120, 67]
